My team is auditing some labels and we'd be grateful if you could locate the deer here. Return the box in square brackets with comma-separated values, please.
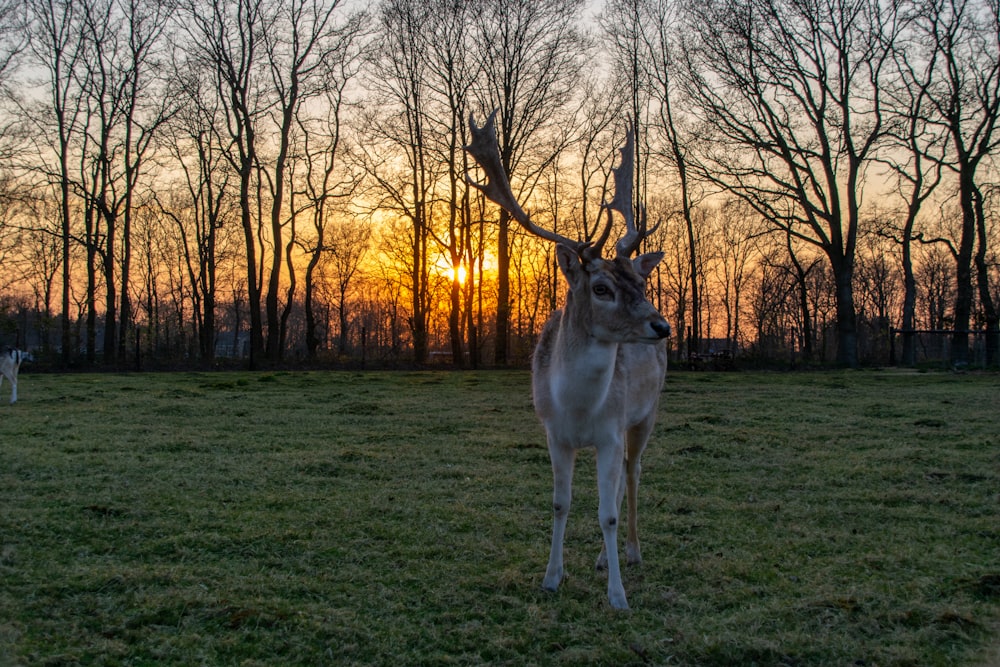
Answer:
[0, 347, 33, 404]
[465, 110, 671, 610]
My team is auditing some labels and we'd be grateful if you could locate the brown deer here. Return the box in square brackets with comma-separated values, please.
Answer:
[465, 111, 670, 610]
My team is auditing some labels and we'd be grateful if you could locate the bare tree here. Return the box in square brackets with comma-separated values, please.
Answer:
[475, 0, 587, 365]
[714, 197, 763, 351]
[855, 227, 900, 360]
[916, 240, 955, 359]
[916, 0, 1000, 365]
[259, 0, 361, 361]
[0, 0, 27, 152]
[176, 0, 270, 367]
[361, 0, 439, 363]
[324, 216, 371, 356]
[16, 198, 64, 354]
[0, 0, 25, 77]
[353, 0, 479, 366]
[24, 0, 86, 364]
[878, 10, 947, 366]
[648, 191, 689, 357]
[603, 0, 706, 351]
[681, 0, 902, 367]
[422, 0, 479, 367]
[295, 26, 367, 359]
[74, 0, 171, 365]
[156, 63, 237, 363]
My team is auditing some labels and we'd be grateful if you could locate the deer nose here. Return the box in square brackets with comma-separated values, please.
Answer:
[651, 320, 671, 339]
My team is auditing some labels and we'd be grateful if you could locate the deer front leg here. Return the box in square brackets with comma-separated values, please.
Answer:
[595, 455, 627, 572]
[596, 443, 628, 610]
[543, 441, 575, 593]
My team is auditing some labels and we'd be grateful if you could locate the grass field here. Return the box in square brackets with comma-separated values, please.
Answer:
[0, 369, 998, 666]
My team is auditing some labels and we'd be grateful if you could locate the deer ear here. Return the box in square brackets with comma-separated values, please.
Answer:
[632, 251, 664, 279]
[555, 243, 587, 290]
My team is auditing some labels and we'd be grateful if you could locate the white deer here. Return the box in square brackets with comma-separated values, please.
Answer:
[466, 111, 671, 610]
[0, 348, 33, 404]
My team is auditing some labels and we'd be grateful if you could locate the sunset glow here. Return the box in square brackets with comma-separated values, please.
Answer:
[447, 265, 468, 285]
[2, 0, 996, 369]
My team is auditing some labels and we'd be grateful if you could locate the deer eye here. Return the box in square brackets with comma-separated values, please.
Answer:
[592, 284, 613, 299]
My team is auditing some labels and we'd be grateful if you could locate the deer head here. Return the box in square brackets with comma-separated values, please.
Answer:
[465, 110, 671, 344]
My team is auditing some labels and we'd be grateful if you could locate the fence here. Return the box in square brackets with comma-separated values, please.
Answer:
[888, 328, 993, 368]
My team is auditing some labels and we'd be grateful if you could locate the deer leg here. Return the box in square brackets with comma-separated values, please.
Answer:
[543, 441, 575, 593]
[1, 375, 12, 405]
[624, 453, 642, 565]
[596, 442, 628, 610]
[595, 455, 627, 572]
[625, 422, 652, 566]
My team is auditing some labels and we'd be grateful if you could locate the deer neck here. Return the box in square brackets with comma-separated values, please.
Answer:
[549, 292, 619, 407]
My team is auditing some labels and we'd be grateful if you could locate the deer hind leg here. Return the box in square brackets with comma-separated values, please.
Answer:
[596, 441, 629, 610]
[624, 420, 653, 566]
[543, 440, 576, 593]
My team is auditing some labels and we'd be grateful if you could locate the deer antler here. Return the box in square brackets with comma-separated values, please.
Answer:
[603, 122, 659, 258]
[465, 110, 588, 255]
[466, 111, 656, 260]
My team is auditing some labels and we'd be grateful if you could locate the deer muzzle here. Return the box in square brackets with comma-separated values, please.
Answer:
[650, 319, 671, 340]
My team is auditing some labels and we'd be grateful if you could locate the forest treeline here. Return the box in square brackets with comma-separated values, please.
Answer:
[0, 0, 997, 369]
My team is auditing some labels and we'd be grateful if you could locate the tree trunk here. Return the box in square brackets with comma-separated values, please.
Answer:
[832, 259, 858, 368]
[85, 206, 97, 364]
[278, 209, 296, 358]
[410, 226, 429, 363]
[338, 285, 350, 356]
[900, 228, 917, 366]
[240, 169, 264, 369]
[787, 235, 814, 362]
[974, 186, 999, 367]
[103, 213, 117, 364]
[495, 209, 510, 366]
[951, 171, 977, 366]
[265, 94, 296, 362]
[449, 271, 464, 368]
[304, 248, 322, 359]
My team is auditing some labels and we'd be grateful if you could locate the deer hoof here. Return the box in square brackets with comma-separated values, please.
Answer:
[608, 589, 630, 611]
[626, 543, 642, 566]
[542, 568, 563, 592]
[595, 544, 610, 571]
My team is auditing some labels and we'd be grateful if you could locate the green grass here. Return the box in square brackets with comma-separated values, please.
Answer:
[0, 369, 998, 666]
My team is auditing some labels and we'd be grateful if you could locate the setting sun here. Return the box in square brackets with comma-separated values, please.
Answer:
[447, 265, 467, 285]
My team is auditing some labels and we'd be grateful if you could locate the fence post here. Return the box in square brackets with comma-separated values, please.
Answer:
[361, 326, 367, 369]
